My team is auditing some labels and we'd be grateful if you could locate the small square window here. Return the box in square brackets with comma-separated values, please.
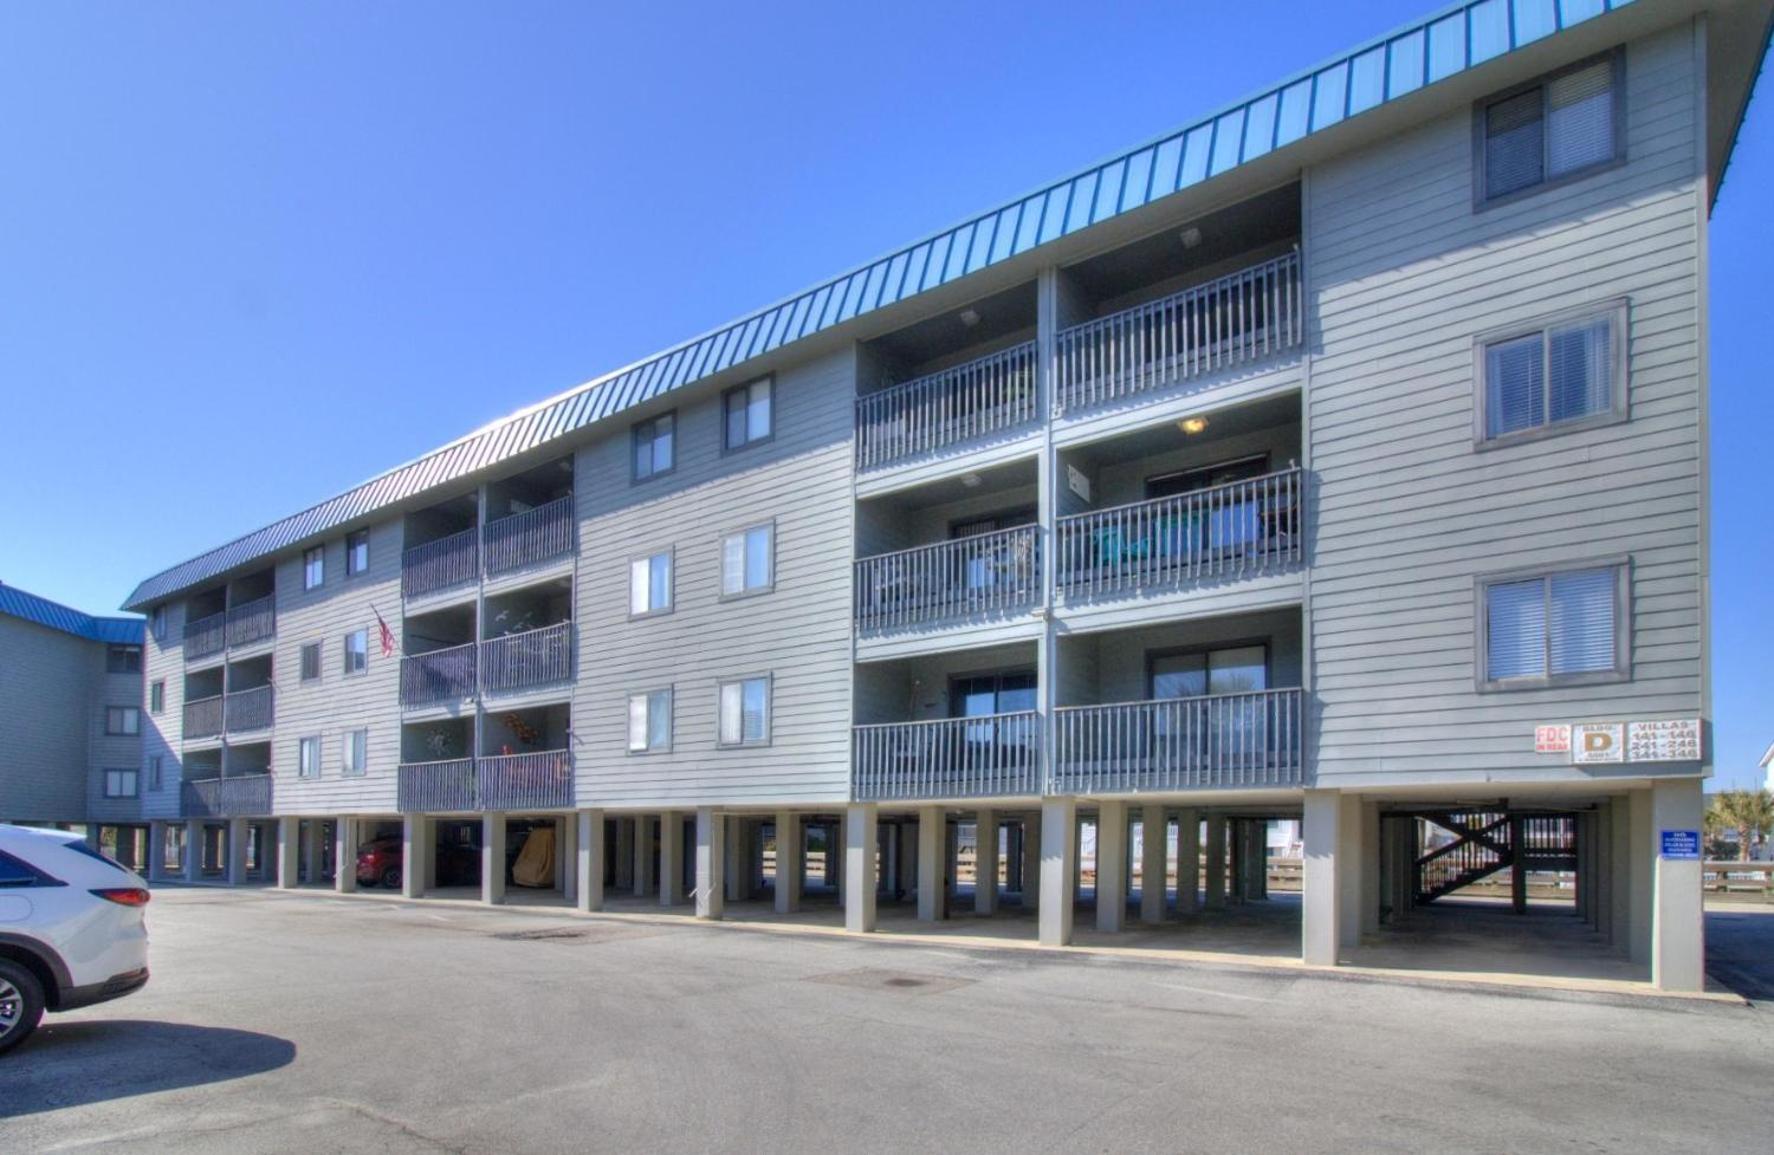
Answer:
[298, 736, 321, 779]
[632, 412, 676, 481]
[342, 729, 368, 776]
[1478, 304, 1625, 443]
[721, 523, 775, 596]
[107, 645, 142, 674]
[303, 546, 325, 590]
[103, 769, 138, 799]
[105, 706, 140, 736]
[1481, 564, 1627, 688]
[150, 680, 165, 714]
[346, 530, 370, 576]
[300, 642, 321, 682]
[343, 630, 368, 676]
[628, 689, 673, 752]
[1479, 54, 1619, 204]
[718, 676, 771, 746]
[723, 377, 773, 451]
[629, 551, 673, 616]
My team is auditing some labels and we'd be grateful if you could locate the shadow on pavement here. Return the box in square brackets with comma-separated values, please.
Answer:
[2, 1020, 295, 1117]
[1705, 908, 1774, 1002]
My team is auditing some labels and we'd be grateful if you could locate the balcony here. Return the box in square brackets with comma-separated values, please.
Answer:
[184, 612, 226, 661]
[184, 694, 225, 740]
[224, 594, 276, 648]
[401, 641, 477, 709]
[224, 685, 274, 734]
[1056, 467, 1303, 598]
[477, 751, 574, 811]
[181, 773, 274, 818]
[403, 526, 479, 600]
[1051, 688, 1304, 795]
[855, 341, 1039, 470]
[854, 525, 1041, 632]
[480, 621, 573, 696]
[397, 759, 476, 813]
[484, 494, 575, 577]
[1054, 252, 1302, 414]
[852, 713, 1041, 802]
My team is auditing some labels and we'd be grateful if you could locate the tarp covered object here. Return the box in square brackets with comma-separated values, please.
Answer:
[512, 825, 556, 888]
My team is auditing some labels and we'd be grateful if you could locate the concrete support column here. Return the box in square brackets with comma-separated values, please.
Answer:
[147, 821, 168, 883]
[185, 819, 204, 880]
[481, 813, 506, 905]
[1358, 804, 1380, 934]
[633, 815, 656, 898]
[1628, 789, 1653, 966]
[845, 803, 878, 933]
[1610, 796, 1632, 950]
[774, 811, 802, 914]
[1336, 797, 1364, 948]
[975, 809, 999, 915]
[1176, 809, 1200, 913]
[1140, 806, 1167, 924]
[1038, 798, 1077, 946]
[1204, 816, 1227, 908]
[1095, 801, 1128, 933]
[226, 818, 248, 886]
[304, 821, 325, 886]
[695, 807, 724, 920]
[1650, 779, 1705, 992]
[1302, 790, 1343, 966]
[557, 816, 573, 898]
[1228, 821, 1247, 903]
[576, 809, 605, 912]
[1382, 815, 1412, 924]
[276, 817, 299, 889]
[1021, 812, 1041, 908]
[400, 815, 427, 899]
[724, 817, 746, 902]
[832, 820, 845, 904]
[916, 806, 946, 921]
[659, 809, 682, 907]
[335, 818, 358, 893]
[614, 816, 634, 890]
[1595, 801, 1616, 942]
[1574, 812, 1593, 925]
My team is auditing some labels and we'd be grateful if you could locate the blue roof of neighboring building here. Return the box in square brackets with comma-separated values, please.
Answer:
[122, 0, 1766, 612]
[0, 583, 143, 645]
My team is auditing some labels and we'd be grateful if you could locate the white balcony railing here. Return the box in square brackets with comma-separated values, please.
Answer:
[855, 341, 1039, 470]
[854, 525, 1040, 632]
[484, 495, 575, 576]
[852, 712, 1041, 801]
[401, 641, 477, 708]
[479, 622, 573, 695]
[1052, 688, 1304, 794]
[402, 526, 479, 600]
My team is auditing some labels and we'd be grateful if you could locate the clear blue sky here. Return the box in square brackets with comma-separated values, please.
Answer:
[1, 2, 1767, 785]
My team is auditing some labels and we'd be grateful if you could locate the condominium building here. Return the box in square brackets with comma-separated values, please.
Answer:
[122, 0, 1769, 990]
[0, 583, 148, 866]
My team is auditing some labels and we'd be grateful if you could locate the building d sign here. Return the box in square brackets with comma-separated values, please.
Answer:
[1548, 719, 1702, 766]
[1571, 723, 1626, 764]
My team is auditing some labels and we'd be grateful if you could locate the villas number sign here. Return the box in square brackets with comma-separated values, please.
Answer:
[1543, 719, 1702, 765]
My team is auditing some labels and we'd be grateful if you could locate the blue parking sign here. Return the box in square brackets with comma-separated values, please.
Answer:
[1660, 829, 1700, 859]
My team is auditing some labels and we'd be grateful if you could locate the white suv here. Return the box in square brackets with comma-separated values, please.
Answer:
[0, 825, 151, 1055]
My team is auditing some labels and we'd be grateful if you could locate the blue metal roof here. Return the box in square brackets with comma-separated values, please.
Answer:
[0, 583, 143, 645]
[124, 0, 1646, 612]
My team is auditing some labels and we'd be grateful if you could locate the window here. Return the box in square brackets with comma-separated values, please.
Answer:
[298, 736, 321, 779]
[107, 644, 142, 674]
[0, 852, 50, 887]
[718, 676, 771, 746]
[632, 412, 676, 481]
[628, 689, 673, 752]
[1479, 304, 1625, 442]
[150, 605, 167, 641]
[150, 680, 165, 714]
[343, 629, 368, 676]
[1149, 645, 1269, 699]
[721, 523, 774, 596]
[103, 769, 138, 799]
[1482, 564, 1627, 687]
[342, 729, 368, 776]
[303, 546, 325, 590]
[300, 642, 321, 682]
[1480, 55, 1619, 203]
[105, 706, 140, 736]
[149, 755, 163, 790]
[629, 551, 673, 616]
[346, 530, 370, 576]
[723, 377, 773, 451]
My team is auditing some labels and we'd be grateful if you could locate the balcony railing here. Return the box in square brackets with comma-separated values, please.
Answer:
[480, 621, 573, 696]
[477, 750, 575, 811]
[398, 759, 477, 813]
[181, 773, 274, 818]
[1057, 467, 1303, 597]
[184, 611, 226, 660]
[1051, 688, 1304, 795]
[852, 712, 1041, 801]
[401, 641, 478, 708]
[855, 340, 1039, 470]
[184, 694, 225, 739]
[224, 685, 274, 733]
[485, 494, 575, 576]
[403, 526, 479, 600]
[855, 525, 1041, 632]
[224, 594, 276, 648]
[1054, 251, 1302, 413]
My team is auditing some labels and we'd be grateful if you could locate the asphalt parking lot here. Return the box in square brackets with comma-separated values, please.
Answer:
[8, 889, 1774, 1153]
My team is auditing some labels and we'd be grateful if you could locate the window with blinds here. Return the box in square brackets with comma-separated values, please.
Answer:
[721, 523, 774, 596]
[629, 550, 673, 616]
[1484, 565, 1624, 685]
[718, 676, 771, 746]
[1482, 56, 1618, 202]
[1481, 305, 1623, 441]
[628, 689, 672, 752]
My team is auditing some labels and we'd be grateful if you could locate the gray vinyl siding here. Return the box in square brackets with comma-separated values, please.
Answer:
[573, 347, 856, 809]
[0, 617, 99, 822]
[272, 519, 405, 814]
[86, 664, 146, 823]
[1305, 23, 1706, 785]
[1059, 608, 1303, 706]
[140, 601, 184, 820]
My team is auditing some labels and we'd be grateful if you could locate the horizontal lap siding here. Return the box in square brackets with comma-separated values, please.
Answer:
[1306, 24, 1705, 783]
[0, 619, 97, 822]
[140, 603, 183, 820]
[573, 348, 855, 808]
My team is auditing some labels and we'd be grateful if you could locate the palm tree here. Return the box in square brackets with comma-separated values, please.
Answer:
[1709, 789, 1774, 861]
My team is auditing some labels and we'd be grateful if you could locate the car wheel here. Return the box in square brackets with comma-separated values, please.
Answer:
[380, 866, 402, 889]
[0, 959, 46, 1057]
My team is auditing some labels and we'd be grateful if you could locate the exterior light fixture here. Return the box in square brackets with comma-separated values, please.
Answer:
[1179, 226, 1203, 249]
[958, 308, 981, 328]
[961, 473, 983, 488]
[1178, 416, 1209, 435]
